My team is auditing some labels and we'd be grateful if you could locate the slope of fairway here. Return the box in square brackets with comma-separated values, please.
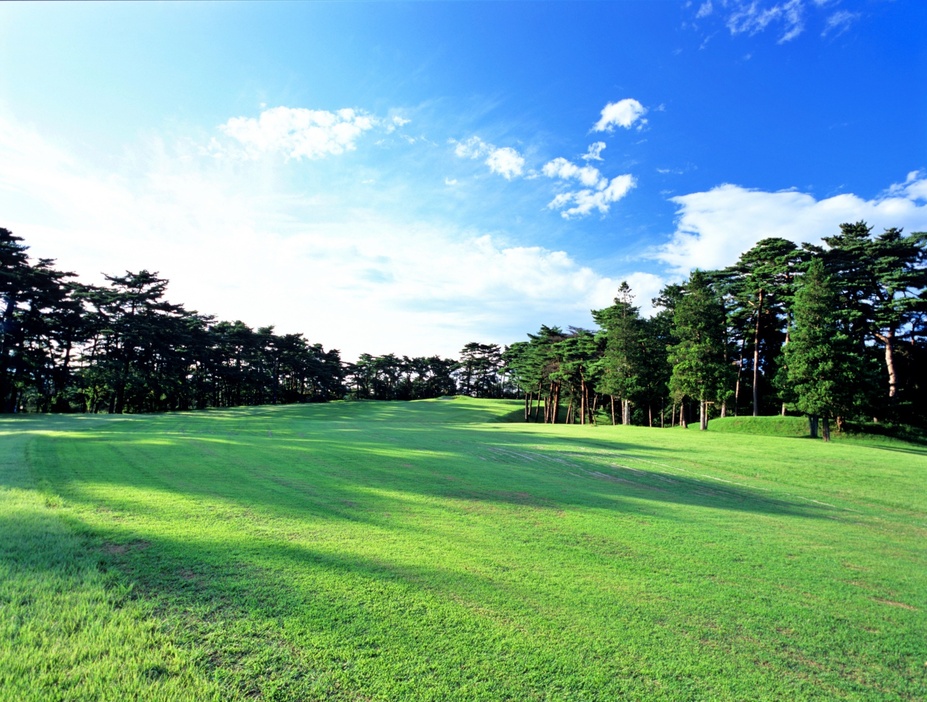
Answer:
[2, 397, 925, 701]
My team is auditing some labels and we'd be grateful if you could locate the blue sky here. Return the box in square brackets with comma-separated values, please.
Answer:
[1, 0, 925, 359]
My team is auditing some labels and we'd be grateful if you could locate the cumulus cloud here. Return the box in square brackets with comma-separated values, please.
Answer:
[653, 176, 927, 276]
[451, 136, 525, 180]
[217, 106, 379, 160]
[542, 157, 636, 219]
[485, 146, 526, 180]
[592, 98, 648, 132]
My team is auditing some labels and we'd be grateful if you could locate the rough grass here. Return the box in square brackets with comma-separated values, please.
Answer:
[1, 398, 925, 700]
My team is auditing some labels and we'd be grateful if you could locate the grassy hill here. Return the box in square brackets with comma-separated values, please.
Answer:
[2, 398, 925, 700]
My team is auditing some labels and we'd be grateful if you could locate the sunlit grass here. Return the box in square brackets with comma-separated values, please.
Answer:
[2, 398, 925, 700]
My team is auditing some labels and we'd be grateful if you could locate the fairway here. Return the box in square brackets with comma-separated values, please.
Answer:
[2, 398, 925, 701]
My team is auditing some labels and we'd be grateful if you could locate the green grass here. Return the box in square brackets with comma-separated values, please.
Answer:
[708, 414, 811, 437]
[2, 397, 925, 700]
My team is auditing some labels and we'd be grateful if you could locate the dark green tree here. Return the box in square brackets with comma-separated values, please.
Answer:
[721, 238, 803, 416]
[782, 258, 864, 440]
[592, 282, 645, 425]
[668, 271, 733, 430]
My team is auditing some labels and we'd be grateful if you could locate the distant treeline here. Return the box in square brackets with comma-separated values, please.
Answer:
[0, 227, 512, 414]
[2, 223, 926, 437]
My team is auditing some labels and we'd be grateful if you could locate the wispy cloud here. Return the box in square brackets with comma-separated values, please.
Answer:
[822, 9, 860, 37]
[582, 142, 606, 162]
[216, 106, 381, 160]
[727, 0, 805, 43]
[692, 0, 864, 45]
[451, 136, 525, 180]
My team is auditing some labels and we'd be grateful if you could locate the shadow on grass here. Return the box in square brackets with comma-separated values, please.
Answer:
[22, 410, 836, 524]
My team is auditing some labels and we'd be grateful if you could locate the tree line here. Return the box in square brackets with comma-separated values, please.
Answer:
[0, 227, 511, 413]
[3, 222, 925, 438]
[0, 228, 350, 413]
[502, 223, 927, 439]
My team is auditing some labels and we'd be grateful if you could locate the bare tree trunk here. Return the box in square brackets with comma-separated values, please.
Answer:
[822, 416, 831, 442]
[878, 328, 899, 400]
[679, 403, 687, 429]
[808, 415, 819, 439]
[700, 400, 708, 431]
[610, 395, 616, 426]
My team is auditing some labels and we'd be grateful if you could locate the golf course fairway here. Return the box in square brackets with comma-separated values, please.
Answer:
[1, 397, 924, 700]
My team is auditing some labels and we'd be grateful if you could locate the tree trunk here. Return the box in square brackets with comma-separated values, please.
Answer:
[808, 415, 818, 439]
[679, 403, 687, 429]
[580, 378, 586, 425]
[752, 289, 764, 416]
[879, 327, 899, 400]
[822, 416, 831, 442]
[733, 332, 747, 416]
[699, 400, 708, 431]
[610, 395, 616, 426]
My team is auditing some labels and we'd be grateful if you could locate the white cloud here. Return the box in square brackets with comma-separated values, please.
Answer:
[653, 177, 927, 276]
[822, 10, 860, 37]
[0, 113, 621, 359]
[218, 106, 378, 160]
[542, 157, 603, 188]
[451, 136, 525, 180]
[582, 142, 606, 162]
[542, 157, 636, 218]
[453, 135, 489, 160]
[725, 0, 805, 43]
[696, 0, 867, 44]
[592, 99, 648, 132]
[886, 170, 927, 201]
[485, 146, 525, 180]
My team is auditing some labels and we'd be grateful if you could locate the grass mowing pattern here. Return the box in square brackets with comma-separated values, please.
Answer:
[2, 398, 925, 700]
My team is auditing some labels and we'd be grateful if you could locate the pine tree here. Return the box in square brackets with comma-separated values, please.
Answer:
[668, 271, 732, 430]
[783, 259, 862, 440]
